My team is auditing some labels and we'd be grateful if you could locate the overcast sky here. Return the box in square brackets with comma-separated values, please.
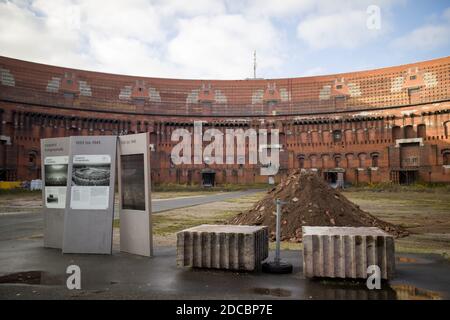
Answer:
[0, 0, 449, 79]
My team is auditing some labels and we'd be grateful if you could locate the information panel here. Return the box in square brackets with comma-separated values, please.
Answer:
[118, 133, 153, 257]
[70, 154, 111, 210]
[62, 136, 117, 254]
[41, 137, 70, 249]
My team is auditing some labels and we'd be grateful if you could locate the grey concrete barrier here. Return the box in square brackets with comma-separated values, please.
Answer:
[302, 226, 395, 280]
[177, 225, 269, 271]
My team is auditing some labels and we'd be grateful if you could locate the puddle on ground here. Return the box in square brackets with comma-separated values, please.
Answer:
[304, 278, 397, 300]
[252, 287, 292, 297]
[0, 271, 63, 286]
[0, 271, 42, 285]
[392, 284, 442, 300]
[396, 256, 418, 263]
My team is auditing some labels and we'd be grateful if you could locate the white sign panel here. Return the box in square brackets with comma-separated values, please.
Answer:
[41, 137, 70, 249]
[70, 154, 111, 210]
[118, 133, 153, 257]
[44, 156, 69, 209]
[63, 135, 117, 254]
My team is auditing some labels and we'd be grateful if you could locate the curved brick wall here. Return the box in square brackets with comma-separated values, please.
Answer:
[1, 56, 449, 116]
[0, 56, 449, 184]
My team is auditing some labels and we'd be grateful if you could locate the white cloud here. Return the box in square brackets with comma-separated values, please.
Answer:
[0, 0, 285, 78]
[87, 34, 171, 77]
[392, 7, 450, 51]
[296, 9, 383, 50]
[392, 24, 450, 51]
[293, 0, 404, 50]
[0, 0, 89, 67]
[168, 14, 282, 79]
[155, 0, 226, 17]
[0, 0, 433, 79]
[243, 0, 316, 17]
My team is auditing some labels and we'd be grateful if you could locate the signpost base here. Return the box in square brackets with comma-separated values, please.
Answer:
[262, 261, 293, 274]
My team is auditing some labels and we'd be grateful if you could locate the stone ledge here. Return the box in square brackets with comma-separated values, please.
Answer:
[177, 224, 268, 271]
[302, 226, 395, 280]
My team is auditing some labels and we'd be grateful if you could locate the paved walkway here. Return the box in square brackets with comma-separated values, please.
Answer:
[0, 240, 448, 300]
[150, 189, 262, 214]
[0, 189, 264, 241]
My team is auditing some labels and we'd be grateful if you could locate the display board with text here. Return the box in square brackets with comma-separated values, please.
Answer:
[62, 136, 117, 254]
[118, 133, 153, 257]
[41, 137, 70, 249]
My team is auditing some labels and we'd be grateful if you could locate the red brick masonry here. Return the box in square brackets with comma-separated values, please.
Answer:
[1, 56, 449, 184]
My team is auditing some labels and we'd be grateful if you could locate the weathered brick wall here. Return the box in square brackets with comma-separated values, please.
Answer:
[1, 56, 450, 184]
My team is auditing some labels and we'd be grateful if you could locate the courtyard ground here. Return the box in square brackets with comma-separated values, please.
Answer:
[1, 186, 449, 258]
[145, 188, 450, 259]
[0, 186, 449, 300]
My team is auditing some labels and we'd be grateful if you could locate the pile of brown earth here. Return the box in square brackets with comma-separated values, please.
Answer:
[229, 170, 408, 242]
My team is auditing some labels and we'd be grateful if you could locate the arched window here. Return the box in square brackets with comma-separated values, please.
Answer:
[298, 155, 305, 168]
[371, 153, 379, 167]
[392, 126, 401, 140]
[404, 125, 415, 139]
[417, 124, 426, 139]
[28, 151, 37, 168]
[334, 155, 341, 168]
[444, 151, 450, 166]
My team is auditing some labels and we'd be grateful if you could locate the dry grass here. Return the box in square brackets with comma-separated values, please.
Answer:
[147, 189, 450, 259]
[3, 187, 449, 258]
[343, 191, 450, 258]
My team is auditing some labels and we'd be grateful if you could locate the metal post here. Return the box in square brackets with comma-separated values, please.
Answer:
[262, 198, 292, 274]
[275, 198, 281, 264]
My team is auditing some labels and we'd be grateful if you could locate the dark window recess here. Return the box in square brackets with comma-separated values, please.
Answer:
[444, 153, 450, 166]
[333, 130, 342, 143]
[28, 153, 37, 167]
[410, 75, 417, 80]
[334, 156, 341, 168]
[298, 157, 305, 168]
[336, 84, 343, 89]
[372, 155, 379, 167]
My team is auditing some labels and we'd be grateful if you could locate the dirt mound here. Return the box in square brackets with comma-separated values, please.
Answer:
[229, 170, 408, 242]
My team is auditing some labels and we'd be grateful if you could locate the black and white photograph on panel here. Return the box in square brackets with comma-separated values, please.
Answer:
[70, 154, 111, 210]
[121, 153, 146, 211]
[44, 163, 68, 186]
[44, 156, 69, 209]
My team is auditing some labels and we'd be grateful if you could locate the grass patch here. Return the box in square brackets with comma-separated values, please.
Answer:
[269, 241, 302, 251]
[346, 182, 450, 193]
[224, 192, 266, 204]
[152, 210, 238, 235]
[114, 210, 238, 236]
[110, 186, 450, 260]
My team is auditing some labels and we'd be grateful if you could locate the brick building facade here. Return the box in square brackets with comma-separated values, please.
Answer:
[1, 56, 449, 185]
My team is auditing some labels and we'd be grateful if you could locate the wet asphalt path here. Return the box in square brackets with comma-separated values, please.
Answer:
[150, 189, 262, 214]
[0, 189, 264, 241]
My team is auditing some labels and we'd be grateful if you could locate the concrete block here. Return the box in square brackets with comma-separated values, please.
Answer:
[302, 226, 395, 280]
[177, 224, 268, 271]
